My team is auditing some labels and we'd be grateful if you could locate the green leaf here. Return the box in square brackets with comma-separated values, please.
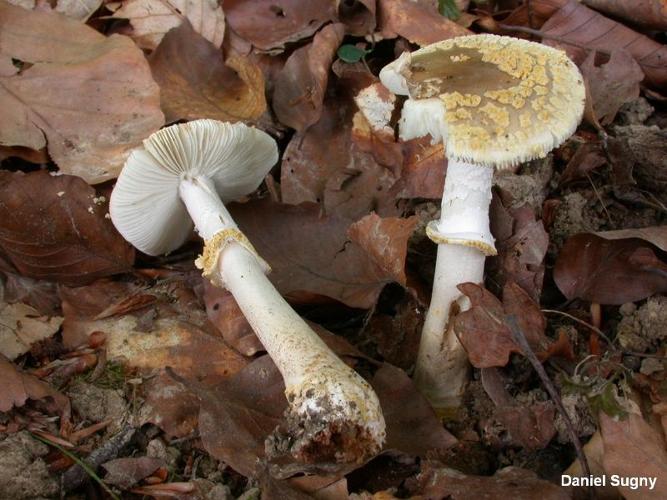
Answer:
[337, 44, 368, 64]
[588, 383, 628, 419]
[438, 0, 460, 20]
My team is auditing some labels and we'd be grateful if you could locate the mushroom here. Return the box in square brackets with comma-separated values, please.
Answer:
[379, 34, 585, 411]
[110, 119, 385, 463]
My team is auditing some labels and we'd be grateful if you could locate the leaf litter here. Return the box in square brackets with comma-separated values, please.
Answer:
[0, 0, 667, 497]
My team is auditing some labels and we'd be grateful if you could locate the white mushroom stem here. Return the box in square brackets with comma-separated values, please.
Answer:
[179, 176, 386, 462]
[415, 159, 494, 411]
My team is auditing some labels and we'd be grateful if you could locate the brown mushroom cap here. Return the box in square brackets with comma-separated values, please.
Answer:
[380, 34, 586, 169]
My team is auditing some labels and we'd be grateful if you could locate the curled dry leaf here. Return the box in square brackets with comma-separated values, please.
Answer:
[581, 50, 644, 126]
[273, 23, 345, 132]
[0, 171, 134, 286]
[413, 463, 570, 500]
[377, 0, 470, 46]
[558, 141, 606, 186]
[0, 301, 63, 360]
[150, 21, 266, 125]
[554, 227, 667, 304]
[0, 354, 70, 418]
[454, 282, 548, 368]
[230, 199, 408, 309]
[0, 2, 164, 184]
[600, 410, 667, 499]
[224, 0, 336, 52]
[582, 0, 667, 31]
[111, 0, 225, 50]
[102, 457, 165, 490]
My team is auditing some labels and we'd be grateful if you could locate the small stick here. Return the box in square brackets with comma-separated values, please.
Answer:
[506, 315, 593, 498]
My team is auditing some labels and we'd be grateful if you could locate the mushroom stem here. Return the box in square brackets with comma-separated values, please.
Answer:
[178, 176, 386, 463]
[416, 159, 494, 411]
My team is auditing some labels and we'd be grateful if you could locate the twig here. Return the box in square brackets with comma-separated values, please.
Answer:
[506, 315, 594, 499]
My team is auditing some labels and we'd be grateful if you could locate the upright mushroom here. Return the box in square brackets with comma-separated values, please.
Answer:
[379, 34, 585, 411]
[110, 120, 385, 463]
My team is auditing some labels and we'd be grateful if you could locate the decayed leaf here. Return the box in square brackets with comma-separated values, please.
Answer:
[0, 2, 164, 184]
[2, 273, 60, 316]
[273, 23, 345, 131]
[229, 199, 406, 309]
[224, 0, 336, 52]
[377, 0, 470, 46]
[102, 457, 165, 490]
[0, 354, 70, 417]
[150, 21, 266, 124]
[582, 0, 667, 31]
[337, 0, 376, 35]
[413, 463, 570, 500]
[56, 0, 103, 21]
[559, 141, 606, 185]
[554, 229, 667, 304]
[600, 410, 667, 499]
[0, 301, 63, 360]
[454, 283, 547, 368]
[353, 82, 396, 142]
[281, 97, 400, 220]
[518, 0, 667, 88]
[111, 0, 225, 50]
[581, 50, 644, 126]
[140, 371, 200, 438]
[0, 171, 134, 286]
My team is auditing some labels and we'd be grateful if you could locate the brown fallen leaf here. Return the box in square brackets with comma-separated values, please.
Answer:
[559, 141, 607, 186]
[102, 457, 165, 490]
[509, 0, 667, 88]
[0, 2, 164, 184]
[150, 21, 266, 125]
[338, 0, 376, 36]
[229, 199, 407, 309]
[1, 273, 60, 316]
[0, 354, 70, 419]
[0, 171, 134, 286]
[0, 302, 63, 360]
[600, 410, 667, 499]
[581, 50, 644, 126]
[55, 0, 102, 21]
[224, 0, 336, 52]
[454, 282, 548, 368]
[140, 371, 200, 438]
[273, 23, 345, 132]
[396, 138, 446, 199]
[111, 0, 225, 50]
[582, 0, 667, 31]
[377, 0, 470, 46]
[412, 462, 570, 500]
[553, 228, 667, 304]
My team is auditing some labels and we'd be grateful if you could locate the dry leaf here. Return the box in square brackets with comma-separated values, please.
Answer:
[582, 0, 667, 31]
[581, 50, 644, 126]
[230, 199, 407, 309]
[396, 138, 446, 199]
[102, 457, 165, 490]
[337, 0, 376, 36]
[353, 83, 396, 142]
[554, 228, 667, 304]
[140, 371, 200, 438]
[150, 21, 266, 124]
[224, 0, 336, 52]
[55, 0, 103, 21]
[377, 0, 470, 46]
[111, 0, 225, 50]
[0, 302, 63, 360]
[2, 273, 60, 316]
[0, 171, 134, 286]
[273, 23, 345, 131]
[0, 2, 164, 184]
[559, 141, 606, 185]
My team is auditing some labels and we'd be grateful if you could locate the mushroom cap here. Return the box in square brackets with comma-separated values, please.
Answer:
[379, 34, 585, 169]
[110, 120, 278, 256]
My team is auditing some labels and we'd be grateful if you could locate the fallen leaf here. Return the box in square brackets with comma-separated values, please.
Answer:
[454, 282, 548, 368]
[0, 2, 164, 184]
[353, 83, 396, 142]
[554, 229, 667, 304]
[338, 0, 376, 36]
[396, 138, 446, 199]
[273, 23, 345, 132]
[230, 199, 407, 309]
[559, 141, 606, 185]
[1, 273, 60, 316]
[0, 171, 134, 286]
[0, 354, 70, 417]
[102, 457, 165, 490]
[377, 0, 470, 46]
[581, 50, 644, 126]
[582, 0, 667, 31]
[412, 463, 570, 500]
[140, 371, 200, 438]
[150, 21, 266, 124]
[111, 0, 225, 50]
[347, 213, 417, 286]
[0, 301, 63, 360]
[55, 0, 102, 21]
[600, 410, 667, 499]
[224, 0, 336, 52]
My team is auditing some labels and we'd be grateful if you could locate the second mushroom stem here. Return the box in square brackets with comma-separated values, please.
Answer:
[415, 159, 494, 412]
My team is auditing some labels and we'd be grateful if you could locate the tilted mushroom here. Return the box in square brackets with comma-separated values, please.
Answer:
[110, 120, 385, 463]
[379, 34, 585, 411]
